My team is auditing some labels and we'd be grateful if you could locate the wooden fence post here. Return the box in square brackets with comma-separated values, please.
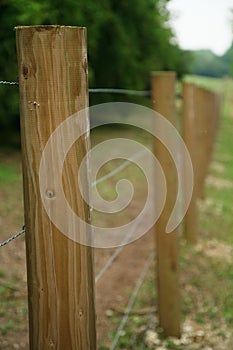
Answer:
[192, 86, 223, 200]
[151, 72, 181, 338]
[209, 91, 221, 162]
[214, 93, 222, 139]
[182, 82, 198, 244]
[195, 87, 221, 199]
[16, 26, 96, 349]
[195, 86, 208, 199]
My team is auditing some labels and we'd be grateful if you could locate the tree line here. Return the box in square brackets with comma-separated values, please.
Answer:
[190, 45, 233, 78]
[0, 0, 191, 146]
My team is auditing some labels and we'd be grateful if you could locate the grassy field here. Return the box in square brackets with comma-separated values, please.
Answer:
[0, 76, 233, 349]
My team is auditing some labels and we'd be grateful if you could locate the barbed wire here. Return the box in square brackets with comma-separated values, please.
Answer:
[110, 252, 155, 350]
[0, 80, 18, 85]
[0, 226, 25, 248]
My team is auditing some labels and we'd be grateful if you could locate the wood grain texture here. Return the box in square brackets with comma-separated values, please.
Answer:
[182, 83, 198, 244]
[16, 26, 96, 349]
[151, 72, 181, 337]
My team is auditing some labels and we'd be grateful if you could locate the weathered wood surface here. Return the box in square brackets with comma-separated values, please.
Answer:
[16, 25, 96, 349]
[151, 71, 181, 338]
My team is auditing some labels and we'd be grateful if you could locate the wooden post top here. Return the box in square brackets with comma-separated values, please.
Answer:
[151, 71, 176, 77]
[15, 25, 86, 29]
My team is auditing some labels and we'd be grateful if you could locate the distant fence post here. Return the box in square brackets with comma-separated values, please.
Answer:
[208, 91, 221, 165]
[195, 87, 222, 199]
[182, 82, 198, 244]
[16, 26, 96, 349]
[194, 87, 202, 198]
[151, 72, 181, 338]
[214, 93, 222, 141]
[195, 87, 210, 199]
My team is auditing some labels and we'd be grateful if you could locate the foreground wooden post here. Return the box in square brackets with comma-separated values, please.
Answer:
[151, 72, 181, 337]
[182, 83, 198, 244]
[16, 26, 96, 349]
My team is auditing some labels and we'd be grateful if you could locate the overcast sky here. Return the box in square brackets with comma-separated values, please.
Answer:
[167, 0, 232, 55]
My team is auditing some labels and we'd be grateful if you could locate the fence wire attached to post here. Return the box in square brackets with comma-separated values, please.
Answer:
[0, 227, 25, 248]
[0, 81, 151, 96]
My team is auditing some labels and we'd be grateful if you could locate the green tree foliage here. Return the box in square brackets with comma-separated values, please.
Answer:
[190, 8, 233, 78]
[190, 50, 228, 77]
[190, 46, 233, 78]
[221, 43, 233, 76]
[0, 0, 189, 146]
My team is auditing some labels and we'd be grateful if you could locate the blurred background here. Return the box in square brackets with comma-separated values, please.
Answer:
[0, 0, 232, 147]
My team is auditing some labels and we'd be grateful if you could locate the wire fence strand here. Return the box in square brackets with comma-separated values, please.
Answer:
[94, 149, 150, 283]
[0, 227, 25, 248]
[95, 206, 149, 283]
[0, 80, 18, 85]
[0, 81, 151, 96]
[110, 252, 155, 350]
[89, 88, 150, 96]
[0, 150, 147, 250]
[92, 149, 147, 187]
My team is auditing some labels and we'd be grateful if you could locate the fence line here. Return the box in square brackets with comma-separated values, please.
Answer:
[0, 27, 222, 348]
[110, 252, 154, 350]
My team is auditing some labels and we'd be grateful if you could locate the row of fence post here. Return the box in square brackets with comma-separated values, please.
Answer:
[16, 26, 222, 348]
[152, 76, 222, 337]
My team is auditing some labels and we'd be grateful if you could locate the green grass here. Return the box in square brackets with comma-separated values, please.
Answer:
[0, 163, 20, 184]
